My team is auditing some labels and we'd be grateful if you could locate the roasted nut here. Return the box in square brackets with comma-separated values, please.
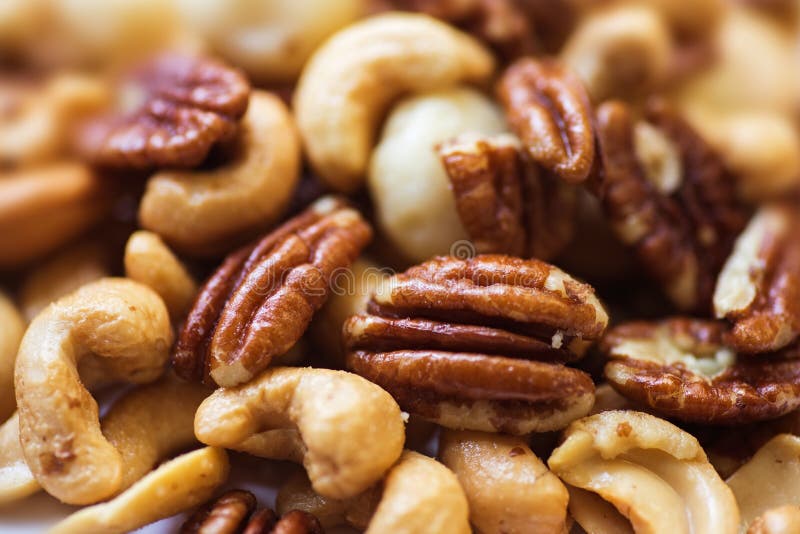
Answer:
[548, 410, 739, 534]
[0, 292, 24, 421]
[0, 163, 112, 268]
[496, 57, 594, 184]
[438, 132, 577, 260]
[602, 319, 800, 424]
[344, 255, 607, 434]
[560, 5, 671, 103]
[15, 278, 172, 504]
[727, 434, 800, 530]
[714, 205, 800, 354]
[594, 99, 749, 312]
[748, 506, 800, 534]
[277, 450, 471, 534]
[173, 196, 371, 387]
[439, 429, 569, 534]
[368, 87, 506, 262]
[294, 12, 495, 192]
[0, 413, 39, 504]
[77, 53, 250, 170]
[194, 367, 404, 499]
[124, 230, 197, 322]
[139, 90, 301, 256]
[49, 447, 229, 534]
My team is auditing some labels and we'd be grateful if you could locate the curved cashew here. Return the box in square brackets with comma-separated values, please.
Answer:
[439, 429, 569, 534]
[0, 292, 25, 421]
[548, 410, 739, 534]
[15, 278, 173, 504]
[195, 367, 404, 499]
[140, 90, 301, 256]
[727, 434, 800, 530]
[124, 230, 197, 321]
[0, 413, 39, 504]
[277, 450, 470, 534]
[49, 447, 229, 534]
[294, 12, 495, 192]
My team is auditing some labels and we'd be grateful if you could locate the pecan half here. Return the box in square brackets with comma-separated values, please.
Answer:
[438, 133, 576, 260]
[496, 58, 595, 184]
[602, 319, 800, 424]
[714, 204, 800, 354]
[77, 53, 250, 169]
[343, 255, 607, 434]
[594, 99, 749, 312]
[173, 196, 372, 387]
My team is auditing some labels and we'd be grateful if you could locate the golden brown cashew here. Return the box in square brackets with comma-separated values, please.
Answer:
[727, 434, 800, 530]
[548, 410, 739, 534]
[15, 278, 173, 505]
[294, 12, 495, 192]
[194, 367, 404, 499]
[124, 230, 197, 321]
[0, 292, 25, 421]
[439, 429, 569, 534]
[139, 90, 300, 256]
[0, 413, 39, 504]
[277, 450, 471, 534]
[49, 447, 229, 534]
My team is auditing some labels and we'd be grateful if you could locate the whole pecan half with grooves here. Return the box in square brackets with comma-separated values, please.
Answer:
[496, 58, 595, 184]
[594, 99, 749, 312]
[173, 196, 372, 387]
[714, 204, 800, 354]
[602, 318, 800, 425]
[438, 133, 576, 260]
[343, 255, 608, 434]
[77, 53, 250, 169]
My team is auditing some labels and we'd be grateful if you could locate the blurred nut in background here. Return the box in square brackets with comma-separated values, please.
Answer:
[0, 294, 24, 422]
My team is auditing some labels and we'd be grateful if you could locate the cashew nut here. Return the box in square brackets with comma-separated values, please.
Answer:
[15, 278, 173, 504]
[748, 506, 800, 534]
[548, 410, 739, 534]
[0, 292, 25, 421]
[124, 230, 197, 322]
[0, 413, 39, 504]
[294, 12, 495, 192]
[439, 429, 569, 534]
[195, 366, 404, 499]
[49, 447, 229, 534]
[139, 90, 301, 256]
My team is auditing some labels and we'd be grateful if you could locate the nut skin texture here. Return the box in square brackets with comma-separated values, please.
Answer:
[602, 319, 800, 425]
[14, 278, 172, 505]
[77, 53, 250, 170]
[294, 12, 495, 193]
[0, 293, 25, 422]
[594, 99, 749, 313]
[747, 506, 800, 534]
[194, 366, 405, 500]
[438, 133, 577, 260]
[173, 196, 372, 387]
[139, 90, 301, 256]
[344, 255, 607, 434]
[496, 58, 595, 184]
[180, 489, 256, 534]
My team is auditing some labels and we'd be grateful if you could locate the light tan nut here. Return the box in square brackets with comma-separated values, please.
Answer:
[496, 57, 594, 184]
[194, 367, 404, 499]
[714, 205, 800, 354]
[566, 485, 634, 534]
[0, 292, 25, 421]
[438, 132, 577, 260]
[548, 410, 739, 534]
[139, 90, 301, 256]
[368, 87, 506, 262]
[560, 5, 672, 103]
[19, 239, 110, 322]
[277, 450, 471, 534]
[49, 447, 229, 534]
[636, 0, 723, 39]
[344, 255, 606, 434]
[727, 434, 800, 531]
[0, 413, 39, 504]
[294, 12, 495, 193]
[14, 278, 172, 504]
[748, 506, 800, 534]
[124, 230, 197, 322]
[173, 197, 371, 386]
[0, 163, 112, 268]
[175, 0, 367, 83]
[439, 429, 569, 534]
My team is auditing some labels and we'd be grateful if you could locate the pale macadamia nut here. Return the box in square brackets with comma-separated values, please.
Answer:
[0, 293, 25, 422]
[439, 429, 569, 534]
[548, 410, 739, 534]
[0, 413, 40, 504]
[368, 87, 506, 262]
[194, 366, 404, 499]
